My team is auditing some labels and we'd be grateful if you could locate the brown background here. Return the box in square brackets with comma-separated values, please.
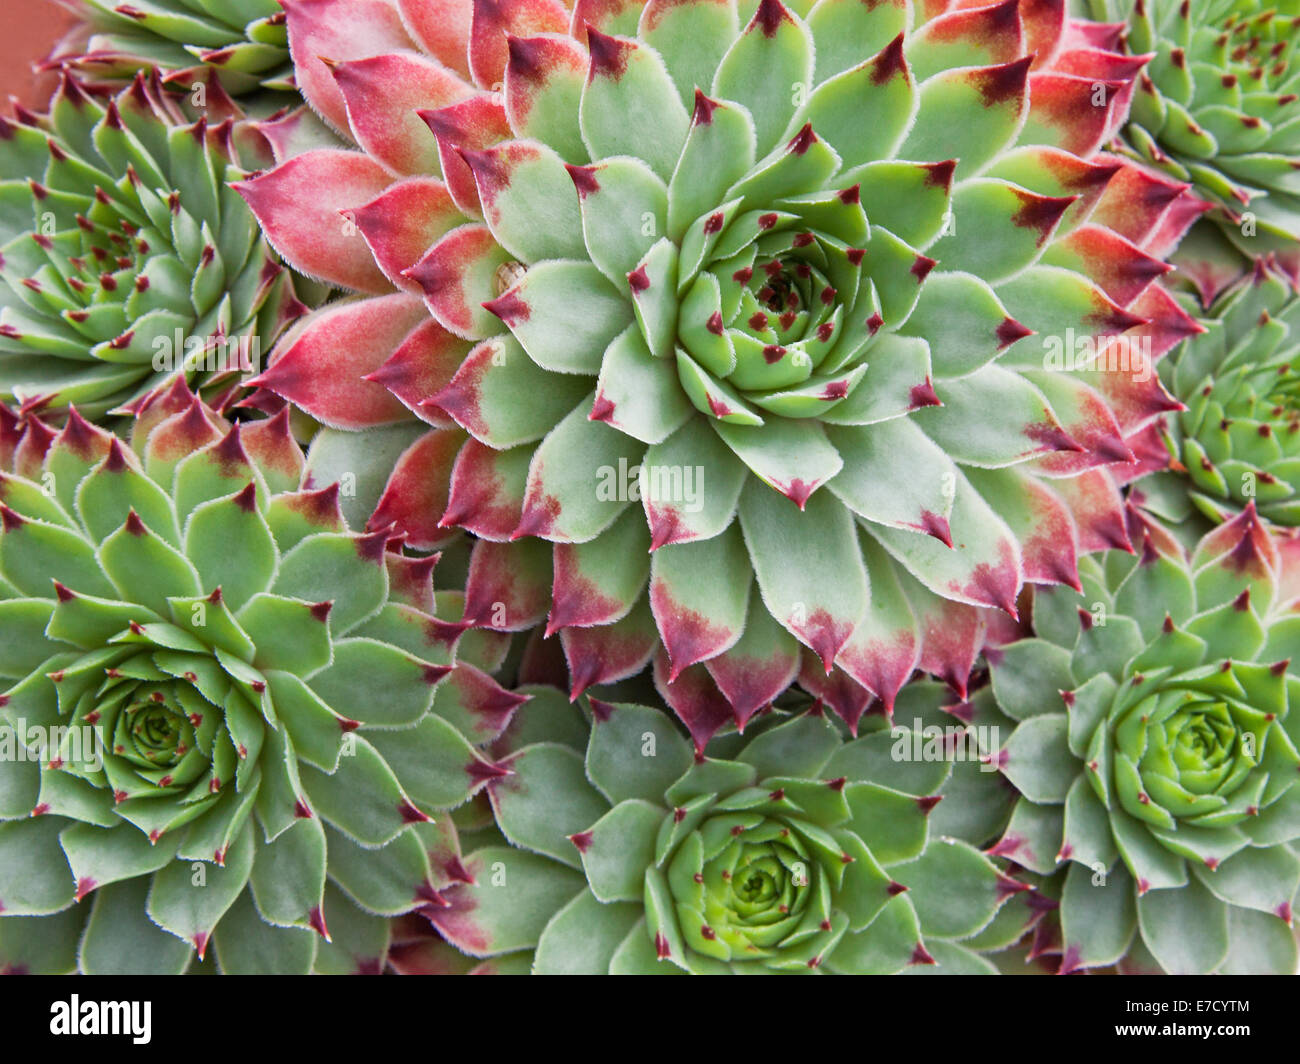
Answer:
[0, 0, 79, 113]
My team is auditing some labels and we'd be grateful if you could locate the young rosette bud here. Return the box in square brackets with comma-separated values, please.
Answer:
[977, 504, 1300, 973]
[1133, 259, 1300, 527]
[0, 72, 301, 420]
[421, 700, 1022, 974]
[1088, 0, 1300, 295]
[239, 0, 1203, 723]
[55, 0, 292, 95]
[0, 385, 498, 974]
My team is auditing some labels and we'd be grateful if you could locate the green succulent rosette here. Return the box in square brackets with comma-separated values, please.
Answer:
[0, 385, 507, 975]
[0, 71, 302, 420]
[1088, 0, 1300, 296]
[57, 0, 293, 95]
[976, 503, 1300, 974]
[1136, 259, 1300, 528]
[413, 697, 1024, 975]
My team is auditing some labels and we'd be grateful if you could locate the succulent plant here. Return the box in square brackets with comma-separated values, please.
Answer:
[0, 383, 514, 974]
[54, 0, 293, 95]
[398, 696, 1022, 974]
[1086, 0, 1300, 301]
[977, 502, 1300, 974]
[237, 0, 1205, 736]
[0, 71, 303, 421]
[1130, 259, 1300, 528]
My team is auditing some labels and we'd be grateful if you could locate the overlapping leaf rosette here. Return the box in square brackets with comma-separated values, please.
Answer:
[975, 504, 1300, 973]
[388, 700, 1023, 974]
[0, 70, 304, 420]
[237, 0, 1205, 738]
[1086, 0, 1300, 301]
[0, 383, 521, 975]
[52, 0, 294, 95]
[1129, 258, 1300, 529]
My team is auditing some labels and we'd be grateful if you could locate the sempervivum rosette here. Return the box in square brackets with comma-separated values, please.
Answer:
[237, 0, 1204, 737]
[1131, 258, 1300, 528]
[393, 700, 1023, 974]
[0, 383, 511, 975]
[0, 71, 303, 420]
[53, 0, 293, 95]
[974, 503, 1300, 974]
[1087, 0, 1300, 300]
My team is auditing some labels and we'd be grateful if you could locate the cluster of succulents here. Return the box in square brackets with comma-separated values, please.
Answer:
[1, 0, 1299, 976]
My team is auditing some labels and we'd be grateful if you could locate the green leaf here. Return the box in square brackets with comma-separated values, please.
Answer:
[324, 822, 431, 916]
[893, 838, 1004, 939]
[58, 821, 175, 895]
[299, 736, 417, 847]
[309, 638, 439, 726]
[98, 514, 202, 614]
[0, 515, 115, 599]
[500, 261, 633, 375]
[80, 878, 192, 975]
[577, 799, 662, 903]
[489, 743, 609, 869]
[736, 713, 840, 779]
[1060, 859, 1136, 969]
[1000, 714, 1074, 803]
[572, 156, 668, 285]
[213, 890, 316, 975]
[533, 887, 643, 974]
[249, 815, 326, 928]
[238, 593, 333, 675]
[183, 489, 277, 610]
[989, 639, 1075, 721]
[364, 713, 486, 810]
[146, 820, 254, 954]
[586, 701, 693, 805]
[901, 58, 1028, 177]
[1137, 877, 1230, 974]
[0, 816, 75, 914]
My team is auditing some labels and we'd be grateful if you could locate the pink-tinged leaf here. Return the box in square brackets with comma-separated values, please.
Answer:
[570, 0, 645, 40]
[281, 0, 417, 133]
[1089, 163, 1192, 250]
[908, 0, 1024, 83]
[365, 318, 471, 425]
[250, 105, 342, 165]
[434, 661, 529, 742]
[329, 52, 475, 175]
[463, 536, 552, 629]
[737, 479, 868, 671]
[1049, 468, 1131, 553]
[1143, 191, 1211, 263]
[469, 0, 569, 90]
[652, 652, 734, 754]
[1022, 0, 1067, 67]
[561, 595, 658, 698]
[1192, 502, 1277, 587]
[419, 93, 513, 218]
[429, 335, 593, 449]
[459, 139, 587, 262]
[504, 34, 590, 163]
[649, 526, 751, 678]
[1022, 73, 1126, 157]
[873, 470, 1024, 616]
[367, 427, 467, 549]
[250, 294, 424, 429]
[904, 576, 988, 698]
[548, 505, 650, 634]
[234, 150, 393, 293]
[797, 652, 877, 735]
[240, 408, 306, 494]
[1043, 224, 1171, 307]
[405, 224, 512, 339]
[515, 624, 570, 688]
[964, 467, 1080, 592]
[398, 0, 473, 78]
[703, 598, 800, 730]
[834, 535, 921, 715]
[143, 399, 225, 485]
[131, 377, 205, 447]
[986, 146, 1120, 234]
[1122, 281, 1204, 362]
[1025, 370, 1134, 477]
[386, 551, 438, 612]
[347, 177, 468, 292]
[443, 438, 530, 541]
